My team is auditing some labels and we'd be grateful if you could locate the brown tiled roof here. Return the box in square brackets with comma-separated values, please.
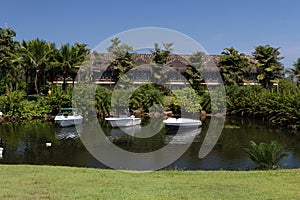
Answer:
[133, 54, 154, 65]
[88, 53, 257, 71]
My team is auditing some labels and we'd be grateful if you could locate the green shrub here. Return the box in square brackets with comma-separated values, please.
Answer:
[245, 141, 288, 170]
[172, 87, 202, 113]
[0, 84, 50, 119]
[42, 85, 72, 115]
[226, 80, 300, 130]
[95, 86, 111, 117]
[0, 84, 24, 117]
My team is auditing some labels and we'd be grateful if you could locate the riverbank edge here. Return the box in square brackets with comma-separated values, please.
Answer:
[0, 164, 299, 199]
[0, 111, 298, 134]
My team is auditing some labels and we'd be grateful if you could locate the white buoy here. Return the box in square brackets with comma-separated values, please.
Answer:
[45, 142, 52, 147]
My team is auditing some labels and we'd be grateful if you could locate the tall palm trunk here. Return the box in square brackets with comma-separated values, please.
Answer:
[25, 67, 29, 99]
[34, 68, 40, 94]
[62, 70, 67, 92]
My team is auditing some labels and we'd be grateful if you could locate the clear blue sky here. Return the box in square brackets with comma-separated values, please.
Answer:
[1, 0, 300, 68]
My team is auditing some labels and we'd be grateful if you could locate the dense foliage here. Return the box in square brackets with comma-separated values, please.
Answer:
[219, 47, 250, 86]
[0, 27, 89, 96]
[0, 28, 21, 94]
[252, 45, 284, 88]
[226, 80, 300, 130]
[0, 27, 299, 132]
[285, 58, 300, 86]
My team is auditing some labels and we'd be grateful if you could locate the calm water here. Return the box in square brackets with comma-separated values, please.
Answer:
[0, 118, 299, 170]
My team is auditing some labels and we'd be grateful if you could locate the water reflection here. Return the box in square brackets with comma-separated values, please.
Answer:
[55, 125, 82, 140]
[0, 137, 3, 159]
[0, 148, 3, 159]
[164, 128, 202, 144]
[0, 118, 299, 170]
[109, 125, 141, 138]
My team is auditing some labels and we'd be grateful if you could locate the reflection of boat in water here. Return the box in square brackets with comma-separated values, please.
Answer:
[164, 128, 202, 144]
[55, 125, 82, 140]
[0, 138, 3, 159]
[163, 118, 202, 129]
[54, 108, 83, 127]
[105, 115, 141, 128]
[109, 125, 141, 138]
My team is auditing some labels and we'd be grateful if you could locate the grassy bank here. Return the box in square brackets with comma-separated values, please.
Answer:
[0, 165, 299, 199]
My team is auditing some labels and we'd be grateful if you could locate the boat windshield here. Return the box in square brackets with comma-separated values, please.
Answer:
[61, 108, 77, 111]
[57, 108, 79, 116]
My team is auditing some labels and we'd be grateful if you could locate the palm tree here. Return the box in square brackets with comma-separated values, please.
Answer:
[285, 58, 300, 86]
[152, 42, 173, 65]
[20, 39, 54, 94]
[107, 38, 134, 86]
[7, 51, 25, 92]
[150, 43, 174, 85]
[51, 43, 89, 91]
[186, 51, 208, 92]
[293, 58, 300, 74]
[16, 41, 36, 97]
[219, 47, 250, 86]
[252, 45, 284, 88]
[0, 28, 20, 93]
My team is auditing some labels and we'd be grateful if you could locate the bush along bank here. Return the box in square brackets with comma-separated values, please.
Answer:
[0, 85, 72, 122]
[0, 81, 299, 133]
[226, 80, 299, 131]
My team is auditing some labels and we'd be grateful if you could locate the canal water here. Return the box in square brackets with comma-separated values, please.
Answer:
[0, 118, 299, 170]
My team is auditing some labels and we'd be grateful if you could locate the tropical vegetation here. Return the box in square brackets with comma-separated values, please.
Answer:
[226, 80, 300, 130]
[252, 45, 284, 88]
[219, 47, 250, 86]
[0, 27, 299, 131]
[285, 57, 300, 86]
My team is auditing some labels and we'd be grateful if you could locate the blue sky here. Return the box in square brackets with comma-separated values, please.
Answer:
[1, 0, 300, 67]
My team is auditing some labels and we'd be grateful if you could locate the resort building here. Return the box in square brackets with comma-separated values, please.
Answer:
[54, 53, 260, 89]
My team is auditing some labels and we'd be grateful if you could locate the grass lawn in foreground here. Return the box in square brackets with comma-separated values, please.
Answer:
[0, 165, 299, 200]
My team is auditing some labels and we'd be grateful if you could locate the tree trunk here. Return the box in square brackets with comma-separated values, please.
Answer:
[34, 69, 39, 94]
[62, 70, 67, 92]
[25, 68, 29, 99]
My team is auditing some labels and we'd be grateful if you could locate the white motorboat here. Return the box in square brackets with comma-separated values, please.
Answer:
[54, 108, 83, 127]
[163, 118, 202, 129]
[105, 115, 141, 127]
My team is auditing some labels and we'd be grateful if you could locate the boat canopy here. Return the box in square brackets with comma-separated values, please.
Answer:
[61, 108, 77, 111]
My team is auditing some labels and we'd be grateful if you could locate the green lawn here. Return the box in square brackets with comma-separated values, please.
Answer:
[0, 165, 299, 200]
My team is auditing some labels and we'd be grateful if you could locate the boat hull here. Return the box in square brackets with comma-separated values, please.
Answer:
[54, 116, 83, 127]
[105, 117, 141, 127]
[163, 118, 202, 129]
